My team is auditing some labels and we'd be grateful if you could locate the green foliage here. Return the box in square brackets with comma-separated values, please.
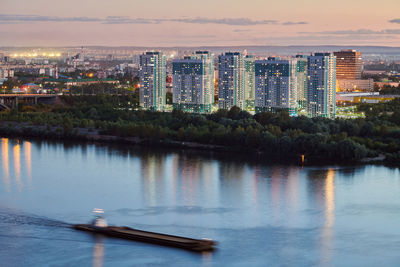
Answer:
[3, 96, 400, 164]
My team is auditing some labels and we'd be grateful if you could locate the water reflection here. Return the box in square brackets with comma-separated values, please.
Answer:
[141, 153, 166, 206]
[175, 154, 199, 206]
[218, 161, 246, 207]
[307, 168, 336, 265]
[13, 142, 23, 191]
[92, 236, 105, 267]
[285, 168, 300, 213]
[24, 141, 32, 185]
[2, 138, 400, 266]
[201, 251, 213, 267]
[321, 169, 335, 265]
[1, 138, 10, 192]
[1, 138, 34, 192]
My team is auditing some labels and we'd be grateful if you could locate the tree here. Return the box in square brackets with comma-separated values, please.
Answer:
[254, 112, 274, 126]
[336, 139, 367, 162]
[63, 117, 73, 134]
[228, 106, 241, 120]
[360, 122, 375, 137]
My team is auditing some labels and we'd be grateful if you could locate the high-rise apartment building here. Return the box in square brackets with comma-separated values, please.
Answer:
[295, 55, 308, 109]
[255, 57, 298, 115]
[172, 51, 214, 113]
[307, 53, 336, 118]
[334, 50, 362, 80]
[218, 52, 245, 110]
[244, 55, 255, 110]
[139, 52, 166, 111]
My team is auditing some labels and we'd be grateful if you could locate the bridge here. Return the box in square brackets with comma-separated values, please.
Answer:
[0, 94, 58, 110]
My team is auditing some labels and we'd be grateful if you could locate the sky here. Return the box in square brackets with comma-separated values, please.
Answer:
[1, 0, 400, 47]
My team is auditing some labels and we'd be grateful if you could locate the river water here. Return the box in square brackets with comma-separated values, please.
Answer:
[0, 138, 400, 266]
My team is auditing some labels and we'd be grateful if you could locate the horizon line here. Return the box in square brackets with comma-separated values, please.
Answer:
[1, 44, 400, 49]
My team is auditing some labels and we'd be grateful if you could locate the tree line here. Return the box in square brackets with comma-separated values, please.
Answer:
[1, 95, 400, 165]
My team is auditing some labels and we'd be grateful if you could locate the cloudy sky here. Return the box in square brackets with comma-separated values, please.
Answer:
[1, 0, 400, 46]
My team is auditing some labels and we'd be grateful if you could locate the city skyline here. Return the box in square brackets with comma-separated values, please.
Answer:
[1, 0, 400, 46]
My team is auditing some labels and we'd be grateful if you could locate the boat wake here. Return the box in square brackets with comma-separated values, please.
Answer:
[0, 208, 70, 228]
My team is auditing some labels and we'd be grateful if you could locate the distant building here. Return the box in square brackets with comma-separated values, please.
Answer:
[139, 52, 166, 111]
[334, 50, 373, 92]
[376, 81, 400, 89]
[337, 79, 374, 92]
[244, 55, 255, 110]
[295, 55, 308, 109]
[255, 57, 298, 115]
[3, 65, 57, 77]
[43, 78, 119, 86]
[307, 53, 336, 119]
[96, 71, 107, 79]
[336, 92, 400, 104]
[218, 52, 245, 110]
[0, 67, 14, 79]
[334, 50, 362, 80]
[172, 51, 214, 113]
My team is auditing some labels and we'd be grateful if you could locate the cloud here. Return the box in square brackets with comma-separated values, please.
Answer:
[103, 17, 279, 25]
[299, 29, 400, 35]
[168, 18, 277, 25]
[282, 21, 308, 26]
[233, 29, 251, 33]
[389, 19, 400, 24]
[103, 16, 161, 24]
[0, 14, 101, 22]
[0, 14, 307, 26]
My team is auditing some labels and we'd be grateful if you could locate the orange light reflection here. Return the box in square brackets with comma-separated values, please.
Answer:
[13, 142, 23, 191]
[321, 168, 335, 265]
[25, 141, 32, 185]
[1, 138, 10, 192]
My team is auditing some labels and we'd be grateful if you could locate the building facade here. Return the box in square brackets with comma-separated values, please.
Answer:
[307, 53, 336, 118]
[334, 50, 362, 80]
[255, 58, 298, 115]
[218, 52, 245, 110]
[244, 55, 255, 110]
[337, 78, 374, 92]
[139, 52, 166, 111]
[0, 67, 14, 79]
[172, 51, 214, 113]
[295, 55, 308, 109]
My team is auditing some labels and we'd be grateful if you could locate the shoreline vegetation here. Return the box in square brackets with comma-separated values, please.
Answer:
[1, 95, 400, 165]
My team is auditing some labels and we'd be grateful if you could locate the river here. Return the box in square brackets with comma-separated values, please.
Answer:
[0, 138, 400, 266]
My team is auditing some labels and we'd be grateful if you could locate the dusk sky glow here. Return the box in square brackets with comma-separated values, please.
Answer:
[1, 0, 400, 46]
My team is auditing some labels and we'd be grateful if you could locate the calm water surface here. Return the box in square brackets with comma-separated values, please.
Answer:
[1, 138, 400, 267]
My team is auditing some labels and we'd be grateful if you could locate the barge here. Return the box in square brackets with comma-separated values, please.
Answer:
[73, 224, 216, 252]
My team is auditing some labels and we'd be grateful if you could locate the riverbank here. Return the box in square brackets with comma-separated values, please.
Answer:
[2, 95, 400, 165]
[0, 120, 388, 166]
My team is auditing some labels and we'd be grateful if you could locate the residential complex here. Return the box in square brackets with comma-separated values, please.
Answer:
[307, 53, 337, 119]
[139, 52, 166, 111]
[244, 55, 255, 110]
[137, 51, 339, 118]
[295, 55, 308, 109]
[218, 52, 245, 110]
[254, 57, 298, 115]
[172, 51, 214, 113]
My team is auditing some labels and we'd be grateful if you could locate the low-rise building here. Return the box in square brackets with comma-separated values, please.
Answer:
[43, 78, 119, 86]
[337, 79, 374, 92]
